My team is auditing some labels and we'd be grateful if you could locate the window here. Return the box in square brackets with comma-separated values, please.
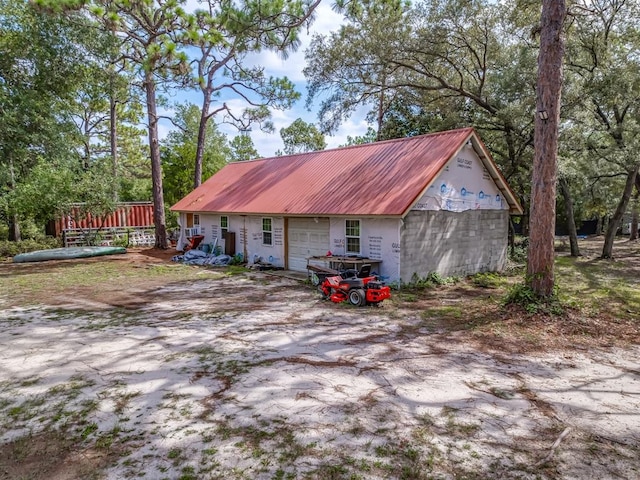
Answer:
[345, 219, 360, 254]
[193, 214, 200, 225]
[220, 216, 228, 235]
[262, 218, 273, 245]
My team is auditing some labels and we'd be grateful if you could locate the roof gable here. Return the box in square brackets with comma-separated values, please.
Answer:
[171, 127, 522, 216]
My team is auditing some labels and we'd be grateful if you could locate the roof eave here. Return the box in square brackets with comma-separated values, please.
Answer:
[469, 133, 524, 215]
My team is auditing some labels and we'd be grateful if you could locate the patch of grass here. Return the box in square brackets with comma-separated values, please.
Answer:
[471, 272, 504, 289]
[508, 245, 527, 263]
[0, 257, 209, 307]
[309, 463, 363, 479]
[7, 396, 46, 422]
[440, 406, 480, 436]
[19, 377, 41, 387]
[48, 375, 96, 400]
[95, 424, 122, 450]
[555, 255, 640, 319]
[397, 293, 417, 303]
[80, 422, 98, 440]
[225, 265, 249, 276]
[178, 465, 197, 480]
[421, 305, 463, 320]
[114, 390, 141, 415]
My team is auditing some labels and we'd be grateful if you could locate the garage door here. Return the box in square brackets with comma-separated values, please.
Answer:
[288, 218, 330, 272]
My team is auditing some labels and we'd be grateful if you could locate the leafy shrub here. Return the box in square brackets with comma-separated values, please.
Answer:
[503, 281, 563, 315]
[229, 253, 244, 265]
[112, 232, 130, 248]
[0, 237, 62, 259]
[472, 272, 502, 289]
[508, 245, 527, 263]
[406, 272, 459, 289]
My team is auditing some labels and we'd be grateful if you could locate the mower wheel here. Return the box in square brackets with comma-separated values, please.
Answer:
[317, 285, 329, 300]
[348, 288, 366, 306]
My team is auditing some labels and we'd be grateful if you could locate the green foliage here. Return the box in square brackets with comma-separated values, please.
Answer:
[508, 236, 528, 263]
[186, 0, 316, 177]
[229, 135, 260, 162]
[279, 118, 327, 155]
[162, 103, 229, 206]
[0, 0, 149, 240]
[229, 254, 246, 266]
[0, 238, 61, 258]
[0, 0, 95, 231]
[471, 272, 502, 289]
[509, 245, 528, 264]
[406, 272, 459, 289]
[111, 232, 130, 248]
[341, 127, 379, 146]
[503, 281, 563, 315]
[304, 0, 537, 206]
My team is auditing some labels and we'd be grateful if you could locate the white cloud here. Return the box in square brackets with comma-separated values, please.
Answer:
[325, 106, 371, 149]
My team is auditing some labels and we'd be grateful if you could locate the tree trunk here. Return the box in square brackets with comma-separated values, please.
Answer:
[8, 215, 21, 242]
[520, 212, 529, 236]
[144, 71, 168, 249]
[595, 216, 602, 236]
[602, 164, 639, 258]
[630, 177, 639, 241]
[194, 94, 211, 188]
[376, 71, 386, 141]
[631, 197, 639, 241]
[110, 93, 119, 202]
[83, 114, 91, 169]
[559, 176, 580, 256]
[7, 157, 21, 242]
[508, 217, 516, 255]
[527, 0, 566, 296]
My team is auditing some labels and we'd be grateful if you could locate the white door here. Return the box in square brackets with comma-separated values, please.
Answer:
[288, 218, 330, 272]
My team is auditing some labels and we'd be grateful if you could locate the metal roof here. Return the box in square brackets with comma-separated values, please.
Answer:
[171, 127, 523, 216]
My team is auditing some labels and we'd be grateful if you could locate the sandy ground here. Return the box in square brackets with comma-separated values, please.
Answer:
[0, 254, 639, 479]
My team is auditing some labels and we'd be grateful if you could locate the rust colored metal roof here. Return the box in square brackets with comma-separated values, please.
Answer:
[171, 127, 522, 216]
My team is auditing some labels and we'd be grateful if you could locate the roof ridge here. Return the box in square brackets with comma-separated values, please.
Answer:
[239, 126, 475, 164]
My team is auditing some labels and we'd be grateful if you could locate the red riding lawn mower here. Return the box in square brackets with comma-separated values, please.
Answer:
[318, 265, 391, 307]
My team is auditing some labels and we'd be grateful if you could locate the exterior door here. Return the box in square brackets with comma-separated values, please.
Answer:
[287, 218, 330, 272]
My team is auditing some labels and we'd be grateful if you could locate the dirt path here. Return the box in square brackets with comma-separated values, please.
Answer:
[1, 251, 638, 479]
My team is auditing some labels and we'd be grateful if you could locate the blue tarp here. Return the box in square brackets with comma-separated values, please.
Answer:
[171, 249, 233, 266]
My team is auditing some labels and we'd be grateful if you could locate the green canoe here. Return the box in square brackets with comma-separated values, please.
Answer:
[13, 246, 127, 263]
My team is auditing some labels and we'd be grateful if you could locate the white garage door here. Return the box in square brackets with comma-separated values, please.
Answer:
[288, 218, 330, 272]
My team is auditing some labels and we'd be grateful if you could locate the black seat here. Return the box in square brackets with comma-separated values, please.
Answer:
[357, 264, 371, 278]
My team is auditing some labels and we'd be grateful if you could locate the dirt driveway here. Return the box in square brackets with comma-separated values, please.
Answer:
[0, 250, 639, 479]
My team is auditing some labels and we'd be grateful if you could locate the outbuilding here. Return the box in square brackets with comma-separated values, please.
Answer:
[171, 127, 522, 284]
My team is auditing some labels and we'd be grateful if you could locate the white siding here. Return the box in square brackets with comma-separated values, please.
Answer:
[328, 217, 401, 283]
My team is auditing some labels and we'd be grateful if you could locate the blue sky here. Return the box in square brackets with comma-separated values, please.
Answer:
[159, 1, 370, 158]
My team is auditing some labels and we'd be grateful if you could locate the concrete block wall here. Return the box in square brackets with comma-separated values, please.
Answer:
[400, 209, 509, 281]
